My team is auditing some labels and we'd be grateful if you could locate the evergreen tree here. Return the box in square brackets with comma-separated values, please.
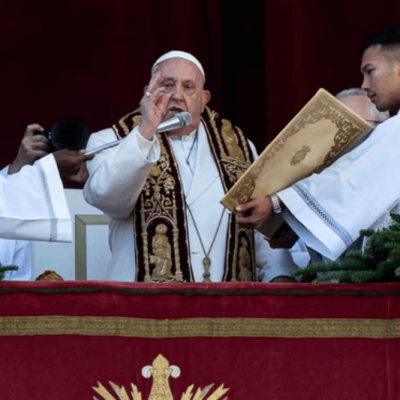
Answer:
[291, 212, 400, 284]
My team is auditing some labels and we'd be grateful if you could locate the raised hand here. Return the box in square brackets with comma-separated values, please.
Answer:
[9, 124, 49, 174]
[138, 72, 172, 140]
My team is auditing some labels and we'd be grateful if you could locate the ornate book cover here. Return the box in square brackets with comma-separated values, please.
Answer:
[220, 88, 373, 236]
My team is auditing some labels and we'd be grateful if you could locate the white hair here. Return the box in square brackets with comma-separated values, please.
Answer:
[336, 88, 390, 122]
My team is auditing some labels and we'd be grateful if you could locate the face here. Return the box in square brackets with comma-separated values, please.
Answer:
[361, 45, 400, 112]
[153, 58, 210, 135]
[339, 95, 376, 126]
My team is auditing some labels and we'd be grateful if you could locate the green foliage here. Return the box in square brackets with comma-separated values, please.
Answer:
[291, 212, 400, 284]
[0, 263, 19, 281]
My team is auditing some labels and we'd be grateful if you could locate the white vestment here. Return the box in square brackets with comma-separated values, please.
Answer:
[0, 154, 71, 242]
[279, 111, 400, 261]
[0, 166, 32, 280]
[84, 122, 299, 282]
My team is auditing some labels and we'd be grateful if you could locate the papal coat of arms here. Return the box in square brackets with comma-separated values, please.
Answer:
[93, 354, 229, 400]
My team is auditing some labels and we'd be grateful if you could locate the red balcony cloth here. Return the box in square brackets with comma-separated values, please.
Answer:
[0, 281, 399, 399]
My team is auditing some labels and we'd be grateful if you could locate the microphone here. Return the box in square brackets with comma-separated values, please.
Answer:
[156, 112, 192, 133]
[85, 112, 192, 155]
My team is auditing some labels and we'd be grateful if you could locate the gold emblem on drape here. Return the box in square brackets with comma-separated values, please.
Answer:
[93, 354, 229, 400]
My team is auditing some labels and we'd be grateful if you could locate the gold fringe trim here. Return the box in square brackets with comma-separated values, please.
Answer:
[0, 316, 399, 338]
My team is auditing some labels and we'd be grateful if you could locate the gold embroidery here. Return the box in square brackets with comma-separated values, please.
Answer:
[235, 125, 251, 163]
[238, 237, 252, 282]
[221, 119, 245, 161]
[206, 108, 227, 158]
[206, 109, 251, 185]
[204, 107, 255, 281]
[139, 137, 184, 283]
[150, 224, 173, 281]
[93, 354, 229, 400]
[113, 107, 255, 282]
[290, 145, 311, 166]
[221, 90, 370, 209]
[3, 316, 400, 339]
[144, 354, 179, 400]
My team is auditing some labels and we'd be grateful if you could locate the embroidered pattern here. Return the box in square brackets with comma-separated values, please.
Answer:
[292, 183, 353, 247]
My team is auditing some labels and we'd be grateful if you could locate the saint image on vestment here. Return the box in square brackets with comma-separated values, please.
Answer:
[150, 223, 173, 280]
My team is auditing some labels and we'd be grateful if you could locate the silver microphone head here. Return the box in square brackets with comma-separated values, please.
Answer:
[176, 112, 192, 127]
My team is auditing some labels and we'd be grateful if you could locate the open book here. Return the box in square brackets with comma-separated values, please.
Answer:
[220, 88, 373, 237]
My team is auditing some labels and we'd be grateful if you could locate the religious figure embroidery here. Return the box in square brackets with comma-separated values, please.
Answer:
[150, 224, 173, 280]
[112, 107, 256, 282]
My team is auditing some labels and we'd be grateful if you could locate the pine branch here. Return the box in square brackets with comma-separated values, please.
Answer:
[312, 271, 354, 284]
[0, 264, 19, 281]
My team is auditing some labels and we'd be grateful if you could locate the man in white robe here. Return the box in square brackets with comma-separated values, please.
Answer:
[237, 25, 400, 264]
[288, 89, 391, 268]
[0, 164, 32, 279]
[0, 124, 92, 243]
[84, 51, 298, 282]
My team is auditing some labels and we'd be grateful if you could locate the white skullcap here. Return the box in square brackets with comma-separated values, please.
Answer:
[152, 50, 205, 82]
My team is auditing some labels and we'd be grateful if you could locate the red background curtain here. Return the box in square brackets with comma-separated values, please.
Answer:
[1, 0, 400, 167]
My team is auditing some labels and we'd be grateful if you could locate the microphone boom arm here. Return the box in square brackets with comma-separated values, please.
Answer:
[85, 112, 192, 156]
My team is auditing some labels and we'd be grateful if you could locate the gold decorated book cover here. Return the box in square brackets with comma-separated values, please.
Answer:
[220, 88, 372, 235]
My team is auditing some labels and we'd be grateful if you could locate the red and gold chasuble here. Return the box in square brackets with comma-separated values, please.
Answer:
[112, 107, 255, 282]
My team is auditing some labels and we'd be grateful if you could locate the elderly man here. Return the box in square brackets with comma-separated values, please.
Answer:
[84, 51, 298, 282]
[237, 25, 400, 264]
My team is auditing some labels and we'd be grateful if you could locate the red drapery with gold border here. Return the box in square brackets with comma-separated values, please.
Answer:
[0, 281, 400, 399]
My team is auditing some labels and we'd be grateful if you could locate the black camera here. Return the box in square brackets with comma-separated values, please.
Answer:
[35, 116, 90, 153]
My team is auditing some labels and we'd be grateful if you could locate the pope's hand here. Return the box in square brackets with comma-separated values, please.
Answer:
[138, 72, 172, 140]
[53, 149, 94, 183]
[235, 197, 273, 229]
[9, 124, 49, 174]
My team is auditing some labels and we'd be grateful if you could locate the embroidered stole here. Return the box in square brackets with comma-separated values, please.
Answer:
[112, 107, 256, 282]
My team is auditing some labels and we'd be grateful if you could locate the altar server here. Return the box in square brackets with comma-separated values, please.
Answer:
[237, 25, 400, 262]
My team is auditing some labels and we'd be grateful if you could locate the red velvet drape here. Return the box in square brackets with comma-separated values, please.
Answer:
[1, 281, 400, 399]
[1, 1, 400, 166]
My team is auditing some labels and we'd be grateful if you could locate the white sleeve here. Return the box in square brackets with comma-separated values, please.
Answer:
[278, 113, 400, 260]
[0, 154, 71, 242]
[254, 231, 301, 282]
[289, 239, 311, 268]
[0, 165, 9, 177]
[84, 127, 160, 218]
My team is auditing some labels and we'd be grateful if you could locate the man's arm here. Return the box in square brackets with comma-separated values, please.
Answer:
[0, 144, 92, 242]
[0, 154, 69, 241]
[237, 112, 400, 261]
[8, 124, 49, 175]
[84, 72, 172, 218]
[83, 128, 160, 218]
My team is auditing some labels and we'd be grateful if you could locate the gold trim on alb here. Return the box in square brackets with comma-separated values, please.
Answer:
[1, 316, 400, 339]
